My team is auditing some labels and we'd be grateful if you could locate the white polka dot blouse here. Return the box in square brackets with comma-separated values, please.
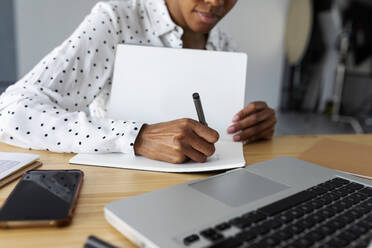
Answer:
[0, 0, 236, 154]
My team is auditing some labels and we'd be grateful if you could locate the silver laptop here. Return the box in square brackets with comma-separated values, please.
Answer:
[105, 157, 372, 248]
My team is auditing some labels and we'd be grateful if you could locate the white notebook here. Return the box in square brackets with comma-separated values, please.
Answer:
[70, 45, 247, 173]
[0, 153, 40, 180]
[107, 45, 247, 140]
[70, 141, 245, 173]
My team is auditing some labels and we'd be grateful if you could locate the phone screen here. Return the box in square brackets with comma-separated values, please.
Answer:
[0, 170, 83, 224]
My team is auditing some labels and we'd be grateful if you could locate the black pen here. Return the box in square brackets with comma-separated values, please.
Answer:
[193, 93, 207, 126]
[84, 235, 118, 248]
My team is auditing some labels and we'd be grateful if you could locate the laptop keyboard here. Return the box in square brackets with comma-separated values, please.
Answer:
[183, 177, 372, 248]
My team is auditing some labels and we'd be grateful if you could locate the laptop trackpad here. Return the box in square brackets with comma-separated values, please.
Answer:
[189, 170, 290, 207]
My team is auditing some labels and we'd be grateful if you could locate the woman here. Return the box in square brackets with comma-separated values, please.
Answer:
[0, 0, 276, 164]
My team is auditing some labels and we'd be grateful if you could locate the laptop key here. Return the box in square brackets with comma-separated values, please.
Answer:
[353, 192, 368, 202]
[344, 209, 364, 219]
[338, 230, 359, 243]
[344, 195, 362, 205]
[297, 218, 316, 229]
[256, 223, 271, 235]
[330, 178, 350, 186]
[291, 237, 314, 247]
[277, 213, 293, 223]
[320, 178, 349, 191]
[308, 199, 323, 209]
[336, 213, 355, 224]
[354, 238, 372, 248]
[361, 199, 372, 209]
[183, 234, 200, 246]
[260, 219, 282, 231]
[229, 217, 252, 229]
[318, 224, 337, 235]
[333, 189, 346, 197]
[234, 229, 258, 242]
[346, 182, 364, 191]
[283, 223, 304, 235]
[241, 212, 266, 223]
[215, 222, 231, 232]
[272, 229, 293, 241]
[298, 203, 314, 214]
[304, 230, 326, 242]
[325, 192, 341, 201]
[338, 198, 354, 209]
[307, 213, 326, 224]
[349, 223, 368, 236]
[318, 209, 335, 219]
[338, 185, 356, 195]
[208, 237, 242, 248]
[230, 212, 267, 229]
[308, 186, 327, 195]
[359, 218, 372, 229]
[326, 219, 346, 229]
[329, 202, 346, 213]
[200, 228, 224, 242]
[326, 237, 349, 247]
[258, 237, 281, 247]
[229, 217, 241, 226]
[359, 187, 372, 196]
[354, 205, 370, 215]
[258, 190, 317, 216]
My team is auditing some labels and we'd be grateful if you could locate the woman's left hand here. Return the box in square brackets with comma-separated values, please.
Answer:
[227, 101, 277, 144]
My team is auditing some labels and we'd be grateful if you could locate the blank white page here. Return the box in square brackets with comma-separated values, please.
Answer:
[70, 141, 245, 173]
[108, 45, 247, 140]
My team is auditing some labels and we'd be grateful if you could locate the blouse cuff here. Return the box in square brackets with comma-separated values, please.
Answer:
[117, 121, 144, 155]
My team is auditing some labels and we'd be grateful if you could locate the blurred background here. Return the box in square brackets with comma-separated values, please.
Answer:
[1, 0, 372, 135]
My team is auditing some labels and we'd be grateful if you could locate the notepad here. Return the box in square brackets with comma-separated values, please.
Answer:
[70, 141, 245, 173]
[0, 153, 41, 187]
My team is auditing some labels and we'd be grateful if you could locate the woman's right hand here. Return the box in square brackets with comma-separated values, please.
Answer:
[134, 118, 219, 164]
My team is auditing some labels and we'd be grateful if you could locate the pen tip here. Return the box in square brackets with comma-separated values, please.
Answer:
[193, 93, 200, 100]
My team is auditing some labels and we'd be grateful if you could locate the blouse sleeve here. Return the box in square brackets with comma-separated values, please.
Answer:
[0, 2, 142, 154]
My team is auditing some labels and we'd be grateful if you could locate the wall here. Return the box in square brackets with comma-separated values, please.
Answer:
[219, 0, 289, 108]
[0, 0, 17, 85]
[14, 0, 102, 78]
[14, 0, 289, 109]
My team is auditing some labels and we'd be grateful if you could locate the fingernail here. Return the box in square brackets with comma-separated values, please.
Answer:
[232, 114, 240, 122]
[227, 126, 235, 133]
[233, 135, 240, 141]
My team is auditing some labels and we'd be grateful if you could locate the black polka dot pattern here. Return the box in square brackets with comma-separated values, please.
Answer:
[0, 0, 234, 155]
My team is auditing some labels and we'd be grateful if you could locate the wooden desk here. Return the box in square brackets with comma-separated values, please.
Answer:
[1, 134, 372, 248]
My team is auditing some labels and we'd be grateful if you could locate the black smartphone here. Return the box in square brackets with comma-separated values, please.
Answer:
[0, 170, 83, 228]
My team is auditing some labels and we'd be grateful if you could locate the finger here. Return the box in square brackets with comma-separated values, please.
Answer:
[189, 119, 219, 143]
[184, 130, 216, 157]
[244, 127, 275, 144]
[232, 101, 268, 122]
[169, 138, 189, 164]
[234, 116, 277, 142]
[228, 108, 275, 134]
[181, 143, 207, 163]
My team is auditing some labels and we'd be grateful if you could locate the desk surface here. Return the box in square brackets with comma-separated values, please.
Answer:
[1, 134, 372, 248]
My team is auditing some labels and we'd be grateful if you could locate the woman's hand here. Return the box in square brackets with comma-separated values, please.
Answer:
[134, 118, 219, 164]
[227, 101, 277, 144]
